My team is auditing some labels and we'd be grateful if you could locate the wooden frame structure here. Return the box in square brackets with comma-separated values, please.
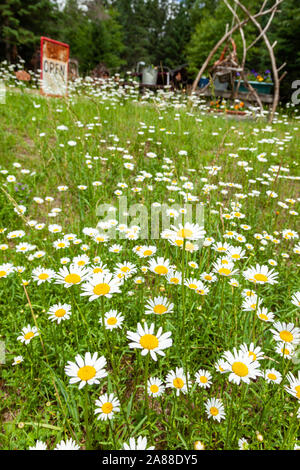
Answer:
[191, 0, 287, 122]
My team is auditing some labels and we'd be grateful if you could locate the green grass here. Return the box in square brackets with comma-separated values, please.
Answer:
[0, 84, 299, 451]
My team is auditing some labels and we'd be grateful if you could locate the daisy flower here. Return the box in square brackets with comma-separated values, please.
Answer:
[238, 438, 250, 450]
[166, 270, 182, 285]
[229, 278, 239, 288]
[148, 257, 171, 276]
[65, 352, 107, 389]
[55, 264, 91, 288]
[195, 369, 212, 389]
[147, 377, 165, 397]
[188, 261, 199, 269]
[17, 325, 39, 345]
[100, 310, 124, 330]
[200, 272, 217, 283]
[212, 241, 232, 253]
[227, 246, 246, 261]
[123, 436, 154, 450]
[256, 307, 275, 323]
[93, 232, 109, 244]
[215, 358, 228, 374]
[54, 438, 80, 450]
[47, 303, 72, 324]
[81, 272, 122, 301]
[109, 244, 123, 254]
[136, 245, 157, 258]
[0, 263, 15, 278]
[127, 323, 172, 361]
[12, 356, 23, 365]
[291, 292, 300, 308]
[284, 371, 300, 400]
[222, 348, 263, 385]
[29, 440, 47, 450]
[184, 278, 206, 292]
[94, 393, 120, 420]
[114, 262, 137, 279]
[213, 260, 238, 277]
[53, 239, 70, 250]
[275, 342, 295, 359]
[31, 267, 56, 285]
[239, 343, 265, 362]
[205, 398, 226, 422]
[145, 296, 174, 315]
[270, 322, 300, 346]
[170, 222, 205, 240]
[72, 255, 90, 267]
[264, 368, 282, 384]
[165, 367, 192, 396]
[91, 262, 110, 276]
[243, 264, 278, 285]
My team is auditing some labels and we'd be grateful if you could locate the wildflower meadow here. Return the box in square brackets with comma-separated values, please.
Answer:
[0, 68, 299, 451]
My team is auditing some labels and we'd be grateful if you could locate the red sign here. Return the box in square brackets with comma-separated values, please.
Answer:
[40, 37, 69, 97]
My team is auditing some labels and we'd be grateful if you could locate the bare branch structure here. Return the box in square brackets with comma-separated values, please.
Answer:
[191, 0, 285, 122]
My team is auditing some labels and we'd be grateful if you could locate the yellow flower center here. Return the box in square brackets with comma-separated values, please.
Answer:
[218, 267, 231, 276]
[0, 270, 7, 277]
[24, 332, 34, 340]
[143, 250, 153, 256]
[170, 277, 179, 284]
[232, 361, 249, 377]
[153, 304, 167, 314]
[107, 317, 117, 325]
[55, 308, 66, 318]
[77, 365, 96, 381]
[101, 402, 113, 414]
[205, 275, 212, 281]
[121, 266, 130, 272]
[175, 239, 184, 246]
[210, 407, 219, 416]
[57, 243, 65, 248]
[232, 254, 240, 259]
[279, 330, 293, 343]
[93, 267, 103, 273]
[259, 313, 269, 321]
[200, 376, 208, 383]
[150, 384, 159, 393]
[139, 334, 159, 350]
[38, 273, 49, 280]
[93, 283, 111, 296]
[189, 283, 198, 289]
[295, 385, 300, 398]
[267, 373, 277, 381]
[177, 228, 193, 238]
[253, 273, 268, 283]
[78, 261, 85, 266]
[173, 377, 184, 389]
[154, 265, 168, 275]
[65, 273, 81, 284]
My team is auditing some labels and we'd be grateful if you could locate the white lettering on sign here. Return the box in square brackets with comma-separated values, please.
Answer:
[42, 58, 68, 96]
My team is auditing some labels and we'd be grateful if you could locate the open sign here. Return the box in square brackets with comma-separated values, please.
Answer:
[40, 37, 69, 97]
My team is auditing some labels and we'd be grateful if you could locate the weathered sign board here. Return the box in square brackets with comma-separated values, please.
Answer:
[40, 37, 69, 97]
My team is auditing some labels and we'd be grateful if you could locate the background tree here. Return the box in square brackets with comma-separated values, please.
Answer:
[0, 0, 59, 62]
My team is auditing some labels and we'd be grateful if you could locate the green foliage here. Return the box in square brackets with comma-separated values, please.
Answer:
[0, 0, 299, 102]
[0, 0, 58, 61]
